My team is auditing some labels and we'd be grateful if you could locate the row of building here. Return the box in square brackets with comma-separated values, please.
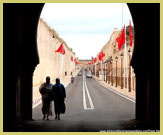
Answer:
[33, 19, 135, 101]
[84, 28, 136, 91]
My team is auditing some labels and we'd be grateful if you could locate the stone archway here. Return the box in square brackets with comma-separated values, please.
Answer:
[3, 3, 44, 131]
[3, 3, 160, 131]
[128, 3, 160, 129]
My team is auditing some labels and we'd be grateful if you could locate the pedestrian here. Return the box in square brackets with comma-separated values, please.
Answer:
[52, 78, 66, 120]
[39, 76, 53, 120]
[71, 75, 74, 84]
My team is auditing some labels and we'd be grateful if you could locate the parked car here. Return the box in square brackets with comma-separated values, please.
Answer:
[78, 72, 82, 76]
[86, 72, 92, 78]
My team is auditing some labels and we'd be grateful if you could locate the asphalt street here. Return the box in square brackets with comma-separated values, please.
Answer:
[29, 69, 135, 132]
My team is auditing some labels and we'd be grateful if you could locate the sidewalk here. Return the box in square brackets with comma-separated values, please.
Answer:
[93, 76, 135, 102]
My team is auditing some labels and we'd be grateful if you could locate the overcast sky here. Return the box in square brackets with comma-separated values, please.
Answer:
[40, 3, 133, 59]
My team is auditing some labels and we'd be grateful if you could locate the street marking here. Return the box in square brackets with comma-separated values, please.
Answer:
[94, 78, 135, 103]
[83, 74, 87, 109]
[85, 80, 94, 109]
[83, 70, 94, 110]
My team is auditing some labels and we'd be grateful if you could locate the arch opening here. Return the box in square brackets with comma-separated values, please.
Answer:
[3, 3, 160, 132]
[32, 3, 136, 131]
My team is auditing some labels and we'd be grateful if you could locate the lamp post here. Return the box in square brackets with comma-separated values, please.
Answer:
[104, 63, 105, 81]
[97, 63, 99, 77]
[105, 63, 107, 82]
[108, 56, 112, 84]
[115, 56, 118, 87]
[128, 48, 131, 92]
[108, 62, 110, 84]
[120, 53, 123, 89]
[107, 62, 109, 83]
[110, 57, 113, 86]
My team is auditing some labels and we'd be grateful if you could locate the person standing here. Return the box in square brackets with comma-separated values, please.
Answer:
[71, 75, 74, 84]
[39, 76, 53, 120]
[52, 78, 66, 120]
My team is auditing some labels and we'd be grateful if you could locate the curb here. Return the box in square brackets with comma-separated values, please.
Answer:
[93, 76, 135, 103]
[32, 97, 42, 108]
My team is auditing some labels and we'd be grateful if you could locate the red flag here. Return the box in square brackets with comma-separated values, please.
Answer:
[76, 61, 80, 64]
[98, 51, 105, 61]
[88, 62, 92, 65]
[116, 25, 125, 50]
[55, 42, 65, 55]
[129, 20, 133, 47]
[71, 56, 73, 62]
[94, 58, 97, 63]
[74, 58, 79, 64]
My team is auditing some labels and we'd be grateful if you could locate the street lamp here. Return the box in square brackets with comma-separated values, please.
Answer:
[108, 61, 110, 84]
[97, 63, 99, 77]
[128, 48, 131, 92]
[115, 56, 118, 87]
[110, 57, 113, 86]
[108, 56, 112, 84]
[105, 63, 107, 82]
[120, 53, 123, 89]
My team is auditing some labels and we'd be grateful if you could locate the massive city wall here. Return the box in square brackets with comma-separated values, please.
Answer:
[32, 19, 76, 102]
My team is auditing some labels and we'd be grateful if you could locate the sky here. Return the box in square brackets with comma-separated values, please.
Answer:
[40, 3, 133, 59]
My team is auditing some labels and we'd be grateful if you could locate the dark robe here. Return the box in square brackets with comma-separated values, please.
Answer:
[39, 83, 53, 116]
[52, 83, 66, 114]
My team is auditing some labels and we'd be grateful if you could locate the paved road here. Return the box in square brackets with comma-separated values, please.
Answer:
[29, 69, 135, 132]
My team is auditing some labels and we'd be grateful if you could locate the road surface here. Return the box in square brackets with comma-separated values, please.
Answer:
[29, 69, 135, 132]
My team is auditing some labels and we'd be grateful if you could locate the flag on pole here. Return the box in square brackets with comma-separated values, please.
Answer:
[98, 51, 105, 81]
[71, 56, 73, 62]
[94, 57, 97, 76]
[55, 42, 65, 55]
[98, 51, 105, 61]
[55, 42, 65, 80]
[88, 62, 92, 65]
[76, 61, 80, 64]
[116, 25, 125, 50]
[74, 58, 80, 64]
[93, 58, 97, 63]
[129, 20, 133, 47]
[74, 58, 76, 64]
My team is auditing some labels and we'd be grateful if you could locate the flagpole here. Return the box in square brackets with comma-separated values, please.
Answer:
[101, 60, 103, 80]
[70, 57, 72, 78]
[123, 48, 126, 89]
[95, 63, 96, 77]
[131, 47, 133, 91]
[122, 3, 123, 27]
[129, 21, 133, 91]
[131, 66, 133, 91]
[92, 64, 93, 74]
[121, 3, 125, 89]
[125, 32, 129, 91]
[60, 53, 64, 81]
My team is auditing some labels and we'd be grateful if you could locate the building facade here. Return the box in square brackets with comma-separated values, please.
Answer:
[92, 28, 136, 91]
